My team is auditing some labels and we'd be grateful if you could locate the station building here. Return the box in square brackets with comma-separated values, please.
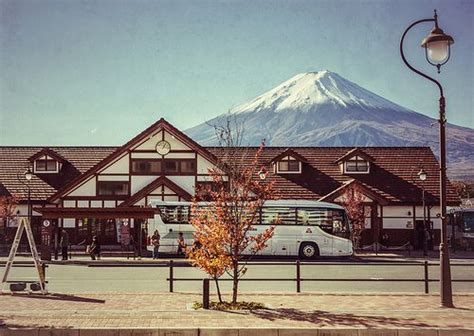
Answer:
[0, 118, 461, 253]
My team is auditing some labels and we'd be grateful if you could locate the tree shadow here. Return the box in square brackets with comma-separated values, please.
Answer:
[10, 292, 105, 303]
[251, 308, 440, 328]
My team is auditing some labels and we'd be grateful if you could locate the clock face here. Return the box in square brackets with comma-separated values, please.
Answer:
[156, 140, 171, 155]
[43, 220, 51, 227]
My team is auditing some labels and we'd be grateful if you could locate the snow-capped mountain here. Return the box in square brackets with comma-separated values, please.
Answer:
[186, 71, 474, 180]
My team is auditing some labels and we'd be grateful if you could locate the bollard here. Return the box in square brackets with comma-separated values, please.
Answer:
[424, 261, 429, 294]
[169, 260, 174, 293]
[203, 278, 210, 309]
[296, 260, 301, 293]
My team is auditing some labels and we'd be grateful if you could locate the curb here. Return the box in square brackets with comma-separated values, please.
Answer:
[1, 328, 474, 336]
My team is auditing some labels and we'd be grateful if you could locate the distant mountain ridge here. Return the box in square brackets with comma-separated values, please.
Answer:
[186, 71, 474, 180]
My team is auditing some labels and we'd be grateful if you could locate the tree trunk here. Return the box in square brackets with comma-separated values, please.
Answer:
[232, 261, 239, 304]
[214, 276, 223, 303]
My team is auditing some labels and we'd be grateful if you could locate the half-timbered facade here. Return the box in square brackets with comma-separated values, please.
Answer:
[0, 118, 460, 253]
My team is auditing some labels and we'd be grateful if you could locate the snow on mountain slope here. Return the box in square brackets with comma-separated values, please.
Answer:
[231, 71, 414, 114]
[186, 71, 474, 180]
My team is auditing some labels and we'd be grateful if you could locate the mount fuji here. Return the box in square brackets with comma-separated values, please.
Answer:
[186, 71, 474, 180]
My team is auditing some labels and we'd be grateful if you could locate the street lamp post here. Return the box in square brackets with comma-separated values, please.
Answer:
[400, 9, 455, 308]
[418, 169, 428, 257]
[24, 168, 33, 225]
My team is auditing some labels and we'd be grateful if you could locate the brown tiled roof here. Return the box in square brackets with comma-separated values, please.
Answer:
[0, 147, 116, 201]
[207, 146, 460, 205]
[0, 145, 460, 206]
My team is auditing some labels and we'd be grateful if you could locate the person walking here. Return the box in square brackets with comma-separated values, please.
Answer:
[89, 235, 101, 260]
[151, 230, 160, 259]
[177, 232, 186, 256]
[60, 229, 69, 260]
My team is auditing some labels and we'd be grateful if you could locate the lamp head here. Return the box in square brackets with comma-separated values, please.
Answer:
[258, 166, 268, 180]
[420, 10, 454, 72]
[418, 168, 427, 181]
[24, 167, 33, 181]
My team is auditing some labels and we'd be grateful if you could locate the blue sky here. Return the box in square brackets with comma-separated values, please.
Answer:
[1, 0, 472, 145]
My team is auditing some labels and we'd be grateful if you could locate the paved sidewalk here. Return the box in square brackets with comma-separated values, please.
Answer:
[1, 292, 473, 331]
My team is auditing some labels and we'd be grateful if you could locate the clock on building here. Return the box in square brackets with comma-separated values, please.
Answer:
[155, 140, 171, 155]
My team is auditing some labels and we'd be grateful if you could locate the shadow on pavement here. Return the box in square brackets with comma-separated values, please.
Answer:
[10, 293, 105, 303]
[251, 308, 437, 328]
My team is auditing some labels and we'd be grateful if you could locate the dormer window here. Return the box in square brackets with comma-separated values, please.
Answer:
[344, 156, 369, 173]
[35, 158, 58, 172]
[28, 148, 66, 174]
[336, 148, 374, 175]
[276, 156, 301, 173]
[270, 148, 307, 175]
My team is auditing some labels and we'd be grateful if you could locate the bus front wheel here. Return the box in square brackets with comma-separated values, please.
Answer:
[299, 242, 319, 260]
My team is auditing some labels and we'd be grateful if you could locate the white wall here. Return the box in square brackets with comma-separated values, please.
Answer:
[100, 154, 129, 174]
[131, 176, 157, 194]
[133, 130, 163, 151]
[164, 131, 191, 150]
[68, 177, 96, 197]
[167, 176, 195, 195]
[197, 155, 217, 174]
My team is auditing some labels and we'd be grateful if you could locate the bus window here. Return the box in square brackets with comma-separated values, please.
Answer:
[297, 208, 329, 226]
[261, 207, 296, 225]
[158, 206, 190, 224]
[463, 212, 474, 233]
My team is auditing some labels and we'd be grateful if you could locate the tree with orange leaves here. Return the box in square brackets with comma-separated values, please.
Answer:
[187, 117, 275, 304]
[0, 195, 19, 240]
[340, 184, 367, 249]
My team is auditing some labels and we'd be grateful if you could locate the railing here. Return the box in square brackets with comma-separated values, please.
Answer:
[165, 260, 474, 295]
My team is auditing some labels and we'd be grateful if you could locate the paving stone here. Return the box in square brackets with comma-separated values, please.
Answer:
[278, 329, 319, 336]
[2, 329, 38, 336]
[79, 329, 121, 336]
[159, 329, 198, 336]
[200, 329, 238, 336]
[358, 330, 397, 336]
[131, 330, 160, 336]
[438, 330, 474, 336]
[238, 329, 278, 336]
[397, 330, 438, 336]
[319, 331, 358, 336]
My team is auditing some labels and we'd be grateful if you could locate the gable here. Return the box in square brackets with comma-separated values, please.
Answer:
[49, 118, 217, 202]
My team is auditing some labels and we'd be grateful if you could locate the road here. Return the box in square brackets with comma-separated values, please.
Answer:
[2, 257, 474, 294]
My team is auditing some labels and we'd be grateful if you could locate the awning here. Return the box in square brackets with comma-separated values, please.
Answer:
[33, 207, 156, 219]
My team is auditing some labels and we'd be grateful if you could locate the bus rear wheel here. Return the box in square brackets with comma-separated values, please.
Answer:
[299, 242, 319, 260]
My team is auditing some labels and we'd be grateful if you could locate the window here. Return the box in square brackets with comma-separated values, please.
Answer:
[97, 181, 129, 196]
[345, 156, 369, 173]
[261, 207, 296, 225]
[35, 159, 57, 172]
[164, 160, 179, 173]
[131, 160, 161, 174]
[131, 159, 196, 175]
[180, 160, 196, 174]
[276, 156, 301, 173]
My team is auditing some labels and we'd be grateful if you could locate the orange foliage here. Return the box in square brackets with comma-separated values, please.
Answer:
[188, 143, 275, 303]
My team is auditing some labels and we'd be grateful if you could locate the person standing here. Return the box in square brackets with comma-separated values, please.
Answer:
[151, 230, 160, 259]
[60, 229, 69, 260]
[89, 235, 101, 260]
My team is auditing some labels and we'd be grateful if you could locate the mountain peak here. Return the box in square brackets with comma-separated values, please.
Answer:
[231, 70, 409, 115]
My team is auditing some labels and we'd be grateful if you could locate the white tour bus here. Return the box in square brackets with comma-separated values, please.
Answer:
[147, 199, 354, 258]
